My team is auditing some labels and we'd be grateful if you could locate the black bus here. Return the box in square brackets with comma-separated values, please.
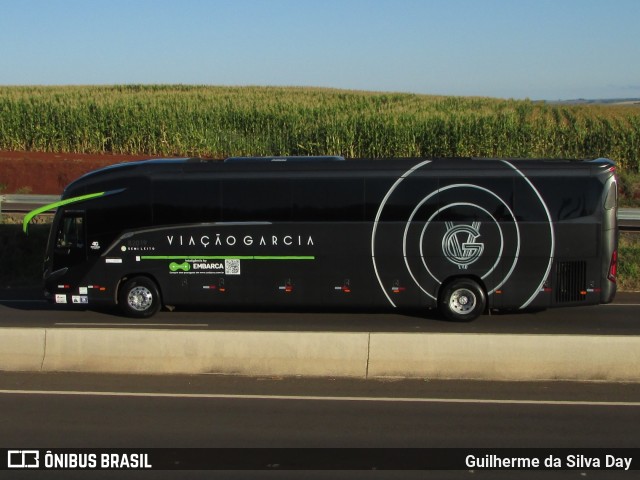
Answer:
[24, 156, 618, 320]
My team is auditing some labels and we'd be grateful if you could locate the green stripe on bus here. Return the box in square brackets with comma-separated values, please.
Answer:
[253, 256, 315, 260]
[140, 255, 315, 260]
[22, 191, 107, 234]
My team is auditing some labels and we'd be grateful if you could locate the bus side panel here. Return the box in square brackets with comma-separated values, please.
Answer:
[100, 222, 396, 310]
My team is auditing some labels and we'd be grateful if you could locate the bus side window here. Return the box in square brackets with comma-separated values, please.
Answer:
[56, 214, 85, 249]
[292, 178, 364, 222]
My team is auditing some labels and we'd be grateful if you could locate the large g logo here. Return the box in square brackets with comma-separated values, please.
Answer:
[442, 221, 484, 269]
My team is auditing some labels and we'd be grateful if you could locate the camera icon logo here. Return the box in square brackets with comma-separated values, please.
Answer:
[7, 450, 40, 468]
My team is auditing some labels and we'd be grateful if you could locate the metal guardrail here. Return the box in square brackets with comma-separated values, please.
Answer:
[2, 194, 640, 230]
[618, 208, 640, 231]
[0, 194, 60, 215]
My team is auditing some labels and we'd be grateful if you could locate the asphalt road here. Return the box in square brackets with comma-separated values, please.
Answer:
[0, 373, 639, 479]
[1, 290, 639, 334]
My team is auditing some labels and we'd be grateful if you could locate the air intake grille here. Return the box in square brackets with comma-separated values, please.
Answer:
[555, 261, 587, 303]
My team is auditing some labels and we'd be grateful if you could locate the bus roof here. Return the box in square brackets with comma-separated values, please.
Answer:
[62, 156, 615, 196]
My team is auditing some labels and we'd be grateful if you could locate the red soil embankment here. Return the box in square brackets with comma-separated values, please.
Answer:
[0, 151, 157, 195]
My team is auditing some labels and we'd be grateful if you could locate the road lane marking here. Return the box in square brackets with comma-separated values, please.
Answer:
[0, 389, 639, 407]
[54, 323, 209, 327]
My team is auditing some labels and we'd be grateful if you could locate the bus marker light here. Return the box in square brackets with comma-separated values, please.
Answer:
[279, 284, 294, 293]
[608, 250, 618, 282]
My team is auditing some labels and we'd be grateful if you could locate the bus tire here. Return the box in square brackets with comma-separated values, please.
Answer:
[119, 276, 161, 318]
[439, 278, 486, 322]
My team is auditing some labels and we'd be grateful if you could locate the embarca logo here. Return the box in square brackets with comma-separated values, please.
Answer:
[442, 221, 484, 269]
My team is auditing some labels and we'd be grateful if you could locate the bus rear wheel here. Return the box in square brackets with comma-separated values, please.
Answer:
[439, 278, 486, 322]
[119, 276, 161, 318]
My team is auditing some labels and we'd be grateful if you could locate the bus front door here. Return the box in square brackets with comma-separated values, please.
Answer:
[52, 211, 87, 275]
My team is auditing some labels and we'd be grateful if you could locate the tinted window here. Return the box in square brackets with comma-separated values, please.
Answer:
[292, 178, 364, 222]
[86, 178, 151, 240]
[56, 214, 85, 249]
[154, 179, 221, 225]
[222, 179, 291, 222]
[365, 176, 440, 222]
[520, 177, 600, 221]
[604, 182, 617, 210]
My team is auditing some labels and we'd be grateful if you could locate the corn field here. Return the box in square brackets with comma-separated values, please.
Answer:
[1, 85, 639, 171]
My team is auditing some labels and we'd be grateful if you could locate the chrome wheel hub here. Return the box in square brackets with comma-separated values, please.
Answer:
[449, 288, 476, 315]
[127, 286, 153, 312]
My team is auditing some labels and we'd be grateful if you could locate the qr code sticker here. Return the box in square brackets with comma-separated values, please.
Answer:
[225, 259, 241, 275]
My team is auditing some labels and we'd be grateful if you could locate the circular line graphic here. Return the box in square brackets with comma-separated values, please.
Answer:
[371, 161, 552, 310]
[401, 185, 520, 299]
[498, 160, 555, 309]
[371, 160, 432, 307]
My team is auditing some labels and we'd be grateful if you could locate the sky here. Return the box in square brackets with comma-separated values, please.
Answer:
[0, 0, 639, 100]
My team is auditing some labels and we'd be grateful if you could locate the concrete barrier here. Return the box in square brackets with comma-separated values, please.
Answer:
[2, 327, 640, 382]
[0, 328, 46, 371]
[41, 329, 370, 377]
[367, 333, 640, 382]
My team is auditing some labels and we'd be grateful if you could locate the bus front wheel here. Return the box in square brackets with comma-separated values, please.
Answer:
[439, 278, 486, 322]
[119, 276, 161, 318]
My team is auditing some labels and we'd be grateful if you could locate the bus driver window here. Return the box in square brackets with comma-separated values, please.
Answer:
[56, 214, 85, 251]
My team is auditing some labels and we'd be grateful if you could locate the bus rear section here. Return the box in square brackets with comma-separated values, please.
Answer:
[525, 158, 617, 311]
[369, 157, 619, 320]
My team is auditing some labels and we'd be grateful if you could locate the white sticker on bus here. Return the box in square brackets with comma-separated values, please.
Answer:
[225, 259, 241, 275]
